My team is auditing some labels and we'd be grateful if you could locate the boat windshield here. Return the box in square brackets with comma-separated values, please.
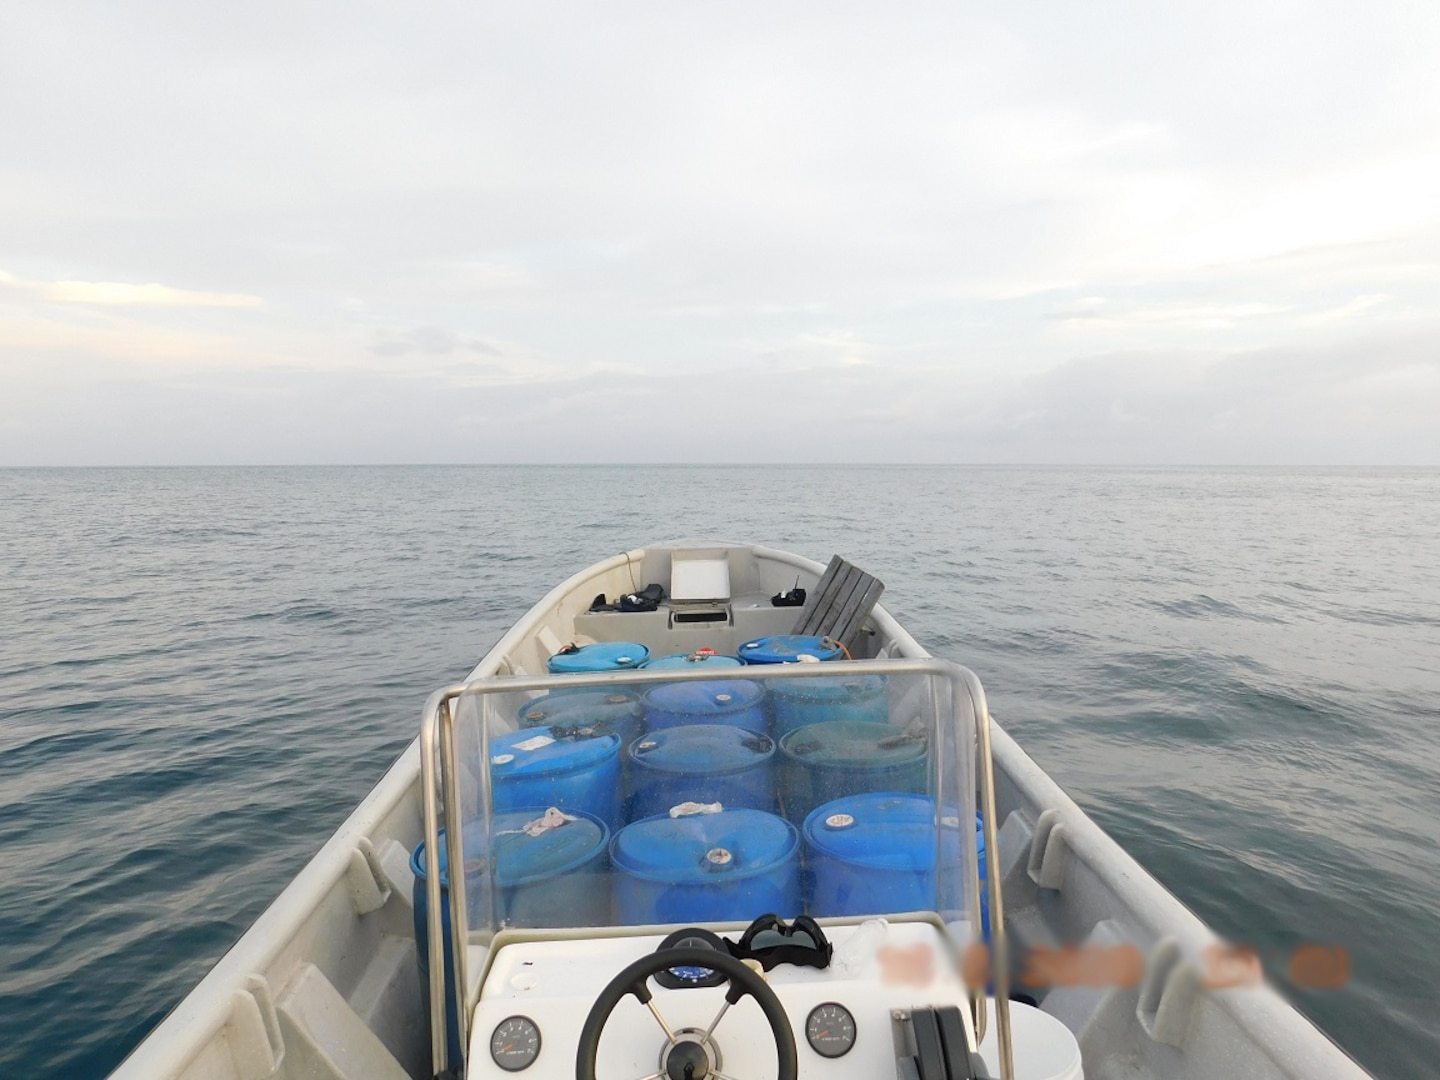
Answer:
[425, 658, 986, 953]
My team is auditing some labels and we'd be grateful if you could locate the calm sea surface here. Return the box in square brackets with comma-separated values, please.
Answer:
[1, 466, 1436, 1078]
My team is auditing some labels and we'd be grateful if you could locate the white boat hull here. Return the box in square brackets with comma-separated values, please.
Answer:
[112, 542, 1371, 1080]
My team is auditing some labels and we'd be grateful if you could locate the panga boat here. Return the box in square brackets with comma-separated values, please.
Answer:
[113, 541, 1372, 1080]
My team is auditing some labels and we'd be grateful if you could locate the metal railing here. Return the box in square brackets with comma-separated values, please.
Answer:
[419, 658, 1014, 1080]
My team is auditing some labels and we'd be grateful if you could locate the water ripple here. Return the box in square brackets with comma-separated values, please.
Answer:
[0, 464, 1437, 1079]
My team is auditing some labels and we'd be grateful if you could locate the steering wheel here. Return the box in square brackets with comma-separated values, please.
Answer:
[575, 947, 799, 1080]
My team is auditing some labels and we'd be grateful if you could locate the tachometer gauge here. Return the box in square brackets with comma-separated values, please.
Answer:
[805, 1002, 856, 1059]
[490, 1015, 541, 1072]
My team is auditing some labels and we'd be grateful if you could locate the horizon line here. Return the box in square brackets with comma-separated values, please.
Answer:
[4, 462, 1439, 470]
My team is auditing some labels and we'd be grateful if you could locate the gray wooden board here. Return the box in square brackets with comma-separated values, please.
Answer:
[831, 575, 885, 647]
[796, 556, 850, 634]
[794, 555, 884, 648]
[794, 556, 849, 635]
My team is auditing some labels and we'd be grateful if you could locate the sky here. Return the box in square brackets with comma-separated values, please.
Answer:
[2, 1, 1439, 465]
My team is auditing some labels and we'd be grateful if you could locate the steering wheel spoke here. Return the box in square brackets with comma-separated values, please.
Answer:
[644, 999, 676, 1041]
[701, 999, 732, 1041]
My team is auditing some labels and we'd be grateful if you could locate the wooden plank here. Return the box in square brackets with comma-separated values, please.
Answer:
[831, 576, 885, 646]
[792, 555, 884, 649]
[810, 556, 850, 617]
[795, 556, 847, 635]
[817, 567, 866, 637]
[801, 564, 859, 636]
[826, 571, 878, 646]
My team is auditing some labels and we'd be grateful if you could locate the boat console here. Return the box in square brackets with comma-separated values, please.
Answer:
[419, 640, 1081, 1079]
[473, 921, 985, 1079]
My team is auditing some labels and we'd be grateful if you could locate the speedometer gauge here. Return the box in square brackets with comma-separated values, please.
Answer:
[490, 1015, 541, 1072]
[805, 1002, 856, 1058]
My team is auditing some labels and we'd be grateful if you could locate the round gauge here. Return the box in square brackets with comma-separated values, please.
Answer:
[489, 1015, 541, 1072]
[655, 927, 729, 989]
[805, 1002, 856, 1059]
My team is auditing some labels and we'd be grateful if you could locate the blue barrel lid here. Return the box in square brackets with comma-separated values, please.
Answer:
[611, 808, 798, 884]
[737, 634, 842, 664]
[642, 679, 765, 716]
[410, 811, 609, 887]
[517, 688, 645, 734]
[771, 673, 887, 704]
[410, 826, 484, 886]
[548, 641, 649, 673]
[803, 795, 980, 869]
[493, 808, 609, 886]
[642, 651, 744, 671]
[779, 720, 927, 767]
[630, 724, 775, 775]
[490, 726, 620, 780]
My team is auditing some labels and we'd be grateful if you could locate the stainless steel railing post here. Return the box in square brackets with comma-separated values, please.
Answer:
[975, 691, 1015, 1080]
[419, 689, 450, 1076]
[440, 696, 471, 1070]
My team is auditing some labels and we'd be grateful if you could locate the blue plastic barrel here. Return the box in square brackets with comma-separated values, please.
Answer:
[737, 634, 843, 664]
[611, 808, 800, 925]
[771, 674, 889, 737]
[490, 726, 622, 826]
[547, 641, 649, 674]
[777, 720, 928, 824]
[627, 725, 776, 821]
[492, 809, 612, 926]
[411, 812, 609, 1064]
[516, 688, 646, 749]
[642, 650, 744, 671]
[976, 813, 989, 940]
[642, 679, 767, 734]
[804, 794, 939, 917]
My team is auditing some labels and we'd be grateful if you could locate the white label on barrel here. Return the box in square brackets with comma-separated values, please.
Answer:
[492, 753, 516, 765]
[513, 734, 555, 753]
[616, 656, 632, 664]
[715, 693, 732, 703]
[522, 807, 577, 835]
[825, 813, 856, 830]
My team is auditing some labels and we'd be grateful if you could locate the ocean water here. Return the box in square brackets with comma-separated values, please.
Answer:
[0, 465, 1436, 1079]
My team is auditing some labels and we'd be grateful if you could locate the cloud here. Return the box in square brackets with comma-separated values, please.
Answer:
[0, 270, 261, 308]
[1, 3, 1439, 462]
[954, 334, 1440, 464]
[5, 316, 1435, 466]
[1047, 297, 1293, 330]
[371, 326, 503, 358]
